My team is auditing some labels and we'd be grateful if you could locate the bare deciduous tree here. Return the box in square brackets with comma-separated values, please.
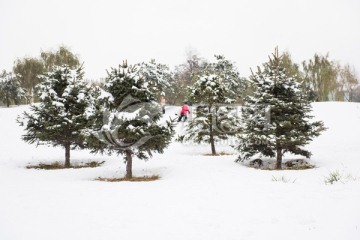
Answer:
[338, 64, 359, 102]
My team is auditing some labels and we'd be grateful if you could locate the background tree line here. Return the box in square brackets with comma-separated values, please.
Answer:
[168, 50, 360, 104]
[1, 46, 359, 107]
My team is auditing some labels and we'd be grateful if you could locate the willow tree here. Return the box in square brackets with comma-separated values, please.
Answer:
[302, 54, 338, 101]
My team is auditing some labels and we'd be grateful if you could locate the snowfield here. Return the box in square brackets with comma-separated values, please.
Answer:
[0, 102, 359, 240]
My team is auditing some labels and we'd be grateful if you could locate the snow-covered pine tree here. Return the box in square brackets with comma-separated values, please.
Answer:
[88, 61, 174, 179]
[138, 59, 172, 99]
[208, 55, 246, 101]
[236, 48, 325, 169]
[0, 71, 25, 107]
[177, 55, 244, 155]
[18, 65, 93, 167]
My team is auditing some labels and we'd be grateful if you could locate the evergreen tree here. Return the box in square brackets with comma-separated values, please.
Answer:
[18, 65, 93, 167]
[236, 48, 325, 169]
[0, 70, 25, 107]
[177, 55, 244, 155]
[206, 55, 246, 101]
[138, 59, 172, 100]
[88, 61, 174, 179]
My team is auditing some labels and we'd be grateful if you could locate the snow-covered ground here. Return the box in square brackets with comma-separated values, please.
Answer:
[0, 103, 359, 240]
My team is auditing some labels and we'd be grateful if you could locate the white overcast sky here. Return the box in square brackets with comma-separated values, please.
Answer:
[1, 0, 359, 80]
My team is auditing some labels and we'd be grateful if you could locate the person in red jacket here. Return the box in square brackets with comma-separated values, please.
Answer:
[178, 101, 190, 122]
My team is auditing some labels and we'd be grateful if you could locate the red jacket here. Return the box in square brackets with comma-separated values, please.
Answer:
[180, 104, 190, 115]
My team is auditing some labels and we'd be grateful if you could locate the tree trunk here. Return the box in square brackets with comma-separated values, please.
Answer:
[210, 133, 216, 155]
[6, 97, 10, 108]
[349, 90, 353, 102]
[209, 106, 216, 155]
[125, 150, 133, 179]
[275, 142, 282, 170]
[65, 143, 71, 168]
[31, 88, 34, 104]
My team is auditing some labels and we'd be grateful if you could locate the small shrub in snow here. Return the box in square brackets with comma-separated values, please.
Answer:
[324, 171, 358, 185]
[324, 170, 343, 184]
[344, 174, 358, 182]
[272, 175, 296, 183]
